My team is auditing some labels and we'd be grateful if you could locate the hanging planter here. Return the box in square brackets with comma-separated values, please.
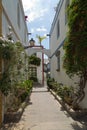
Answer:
[29, 55, 41, 66]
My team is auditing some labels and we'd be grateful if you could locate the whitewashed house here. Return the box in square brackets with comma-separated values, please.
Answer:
[50, 0, 87, 109]
[28, 43, 44, 85]
[2, 0, 28, 44]
[0, 0, 28, 123]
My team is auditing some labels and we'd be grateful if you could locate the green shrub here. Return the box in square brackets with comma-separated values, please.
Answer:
[23, 80, 33, 92]
[47, 78, 61, 92]
[16, 80, 33, 102]
[29, 76, 38, 82]
[20, 91, 28, 102]
[47, 77, 55, 88]
[57, 85, 74, 104]
[47, 78, 74, 105]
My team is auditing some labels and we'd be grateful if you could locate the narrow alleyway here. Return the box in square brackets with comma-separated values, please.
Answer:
[9, 84, 86, 130]
[1, 84, 87, 130]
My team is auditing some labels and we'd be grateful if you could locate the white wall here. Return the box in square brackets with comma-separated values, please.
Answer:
[50, 0, 87, 108]
[50, 0, 68, 84]
[1, 0, 29, 119]
[2, 0, 28, 45]
[37, 52, 43, 84]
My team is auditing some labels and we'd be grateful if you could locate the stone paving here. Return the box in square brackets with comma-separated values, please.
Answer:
[1, 85, 87, 130]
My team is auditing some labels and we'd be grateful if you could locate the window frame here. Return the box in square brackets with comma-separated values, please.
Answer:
[57, 20, 60, 39]
[55, 51, 60, 71]
[17, 3, 21, 28]
[29, 66, 37, 77]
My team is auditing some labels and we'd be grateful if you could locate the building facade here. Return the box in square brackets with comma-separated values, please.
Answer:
[37, 51, 44, 85]
[2, 0, 28, 44]
[28, 45, 44, 85]
[50, 0, 87, 108]
[0, 0, 28, 123]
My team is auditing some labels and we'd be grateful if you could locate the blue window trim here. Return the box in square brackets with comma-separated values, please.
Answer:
[50, 38, 65, 59]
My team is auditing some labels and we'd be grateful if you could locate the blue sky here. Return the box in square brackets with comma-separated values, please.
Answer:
[22, 0, 59, 49]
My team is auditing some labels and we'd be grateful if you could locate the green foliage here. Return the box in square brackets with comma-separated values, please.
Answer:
[19, 80, 33, 92]
[0, 37, 28, 95]
[20, 91, 28, 102]
[47, 78, 74, 104]
[0, 39, 14, 60]
[29, 55, 41, 66]
[63, 0, 87, 77]
[47, 77, 55, 89]
[17, 80, 33, 102]
[29, 76, 38, 82]
[57, 85, 74, 101]
[0, 72, 11, 96]
[47, 77, 60, 92]
[36, 35, 46, 46]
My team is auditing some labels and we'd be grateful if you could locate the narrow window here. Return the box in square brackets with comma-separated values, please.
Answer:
[55, 51, 60, 71]
[65, 0, 70, 24]
[17, 3, 20, 28]
[57, 20, 60, 39]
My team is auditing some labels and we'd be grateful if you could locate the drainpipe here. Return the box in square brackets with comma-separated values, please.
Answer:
[42, 46, 44, 86]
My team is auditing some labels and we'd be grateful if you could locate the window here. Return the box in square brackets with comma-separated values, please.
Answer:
[29, 66, 37, 77]
[55, 51, 60, 71]
[24, 30, 26, 43]
[57, 20, 60, 39]
[17, 3, 20, 28]
[65, 0, 70, 24]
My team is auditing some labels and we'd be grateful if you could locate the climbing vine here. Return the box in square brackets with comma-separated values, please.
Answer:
[63, 0, 87, 106]
[0, 37, 28, 95]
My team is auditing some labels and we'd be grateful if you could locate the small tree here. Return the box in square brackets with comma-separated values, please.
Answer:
[63, 0, 87, 106]
[36, 35, 46, 46]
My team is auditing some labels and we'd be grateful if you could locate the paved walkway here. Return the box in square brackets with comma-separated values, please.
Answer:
[2, 84, 87, 130]
[11, 85, 86, 130]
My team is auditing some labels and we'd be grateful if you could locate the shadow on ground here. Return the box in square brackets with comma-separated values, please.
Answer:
[75, 115, 87, 129]
[0, 99, 32, 129]
[33, 82, 44, 88]
[4, 112, 22, 124]
[60, 106, 71, 118]
[71, 122, 87, 130]
[60, 106, 87, 130]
